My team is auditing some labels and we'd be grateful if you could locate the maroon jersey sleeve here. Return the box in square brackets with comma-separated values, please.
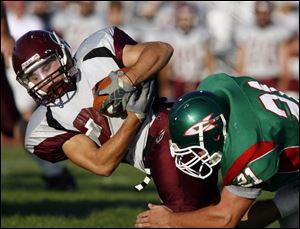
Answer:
[27, 108, 112, 163]
[34, 132, 78, 162]
[73, 108, 111, 146]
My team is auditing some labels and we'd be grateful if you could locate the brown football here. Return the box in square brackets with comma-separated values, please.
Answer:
[93, 67, 129, 116]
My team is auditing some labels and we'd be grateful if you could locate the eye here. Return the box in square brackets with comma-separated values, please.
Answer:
[42, 62, 51, 72]
[29, 74, 40, 82]
[42, 58, 57, 72]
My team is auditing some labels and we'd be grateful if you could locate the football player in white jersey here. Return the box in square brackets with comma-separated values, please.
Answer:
[11, 27, 220, 213]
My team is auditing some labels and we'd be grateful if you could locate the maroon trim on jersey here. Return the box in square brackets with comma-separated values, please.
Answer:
[34, 132, 78, 162]
[223, 141, 276, 185]
[113, 27, 137, 67]
[46, 106, 67, 131]
[73, 108, 111, 145]
[279, 146, 299, 172]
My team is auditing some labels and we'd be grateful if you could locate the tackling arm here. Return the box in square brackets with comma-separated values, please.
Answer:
[62, 112, 140, 176]
[170, 187, 254, 228]
[136, 187, 255, 228]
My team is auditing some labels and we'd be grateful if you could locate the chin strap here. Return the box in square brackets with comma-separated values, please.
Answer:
[134, 168, 151, 192]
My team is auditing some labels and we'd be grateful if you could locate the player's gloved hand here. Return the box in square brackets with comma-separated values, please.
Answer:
[126, 79, 155, 122]
[96, 70, 137, 114]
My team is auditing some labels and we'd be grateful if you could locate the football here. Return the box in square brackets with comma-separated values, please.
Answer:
[93, 67, 129, 117]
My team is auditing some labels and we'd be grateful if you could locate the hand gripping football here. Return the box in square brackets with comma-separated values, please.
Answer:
[93, 68, 134, 117]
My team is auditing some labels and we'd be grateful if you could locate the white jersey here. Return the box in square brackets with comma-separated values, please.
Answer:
[165, 27, 210, 82]
[236, 23, 290, 79]
[62, 13, 106, 54]
[25, 26, 154, 172]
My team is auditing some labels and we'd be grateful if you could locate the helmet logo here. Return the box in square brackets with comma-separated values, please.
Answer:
[156, 129, 165, 144]
[184, 113, 218, 136]
[183, 103, 190, 109]
[21, 53, 40, 70]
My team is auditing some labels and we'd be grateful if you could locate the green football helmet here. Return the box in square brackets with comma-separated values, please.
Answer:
[168, 90, 227, 179]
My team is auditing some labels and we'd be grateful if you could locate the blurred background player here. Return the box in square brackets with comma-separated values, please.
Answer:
[3, 1, 297, 98]
[50, 1, 105, 54]
[1, 1, 76, 191]
[157, 2, 214, 100]
[104, 1, 141, 42]
[235, 1, 292, 92]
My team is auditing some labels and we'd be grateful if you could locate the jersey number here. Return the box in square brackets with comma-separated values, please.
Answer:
[248, 81, 299, 121]
[237, 167, 263, 187]
[85, 118, 102, 146]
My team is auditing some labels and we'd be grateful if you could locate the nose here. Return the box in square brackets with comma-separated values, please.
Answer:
[42, 80, 54, 92]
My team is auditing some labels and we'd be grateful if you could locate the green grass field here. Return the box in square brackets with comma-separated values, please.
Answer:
[1, 144, 279, 228]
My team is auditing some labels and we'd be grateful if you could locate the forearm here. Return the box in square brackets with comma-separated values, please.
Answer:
[169, 205, 234, 228]
[205, 48, 214, 74]
[277, 42, 290, 91]
[63, 113, 141, 176]
[169, 188, 254, 228]
[124, 42, 173, 85]
[94, 113, 140, 174]
[235, 46, 245, 75]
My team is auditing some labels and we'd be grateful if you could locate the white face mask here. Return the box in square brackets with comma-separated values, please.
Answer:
[169, 114, 227, 179]
[169, 140, 222, 179]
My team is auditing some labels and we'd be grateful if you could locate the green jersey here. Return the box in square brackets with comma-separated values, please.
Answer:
[198, 73, 299, 191]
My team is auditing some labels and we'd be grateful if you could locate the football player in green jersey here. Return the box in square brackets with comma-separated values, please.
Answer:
[136, 73, 299, 228]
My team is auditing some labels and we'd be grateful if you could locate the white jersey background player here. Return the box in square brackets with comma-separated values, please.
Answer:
[235, 1, 291, 90]
[12, 26, 220, 212]
[157, 2, 214, 100]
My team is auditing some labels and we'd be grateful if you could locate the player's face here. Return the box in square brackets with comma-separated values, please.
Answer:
[255, 10, 271, 27]
[176, 7, 194, 33]
[28, 57, 64, 93]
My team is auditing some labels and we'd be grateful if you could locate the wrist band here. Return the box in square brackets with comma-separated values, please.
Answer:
[123, 72, 135, 87]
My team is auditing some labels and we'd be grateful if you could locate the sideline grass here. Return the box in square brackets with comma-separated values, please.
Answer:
[1, 145, 279, 228]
